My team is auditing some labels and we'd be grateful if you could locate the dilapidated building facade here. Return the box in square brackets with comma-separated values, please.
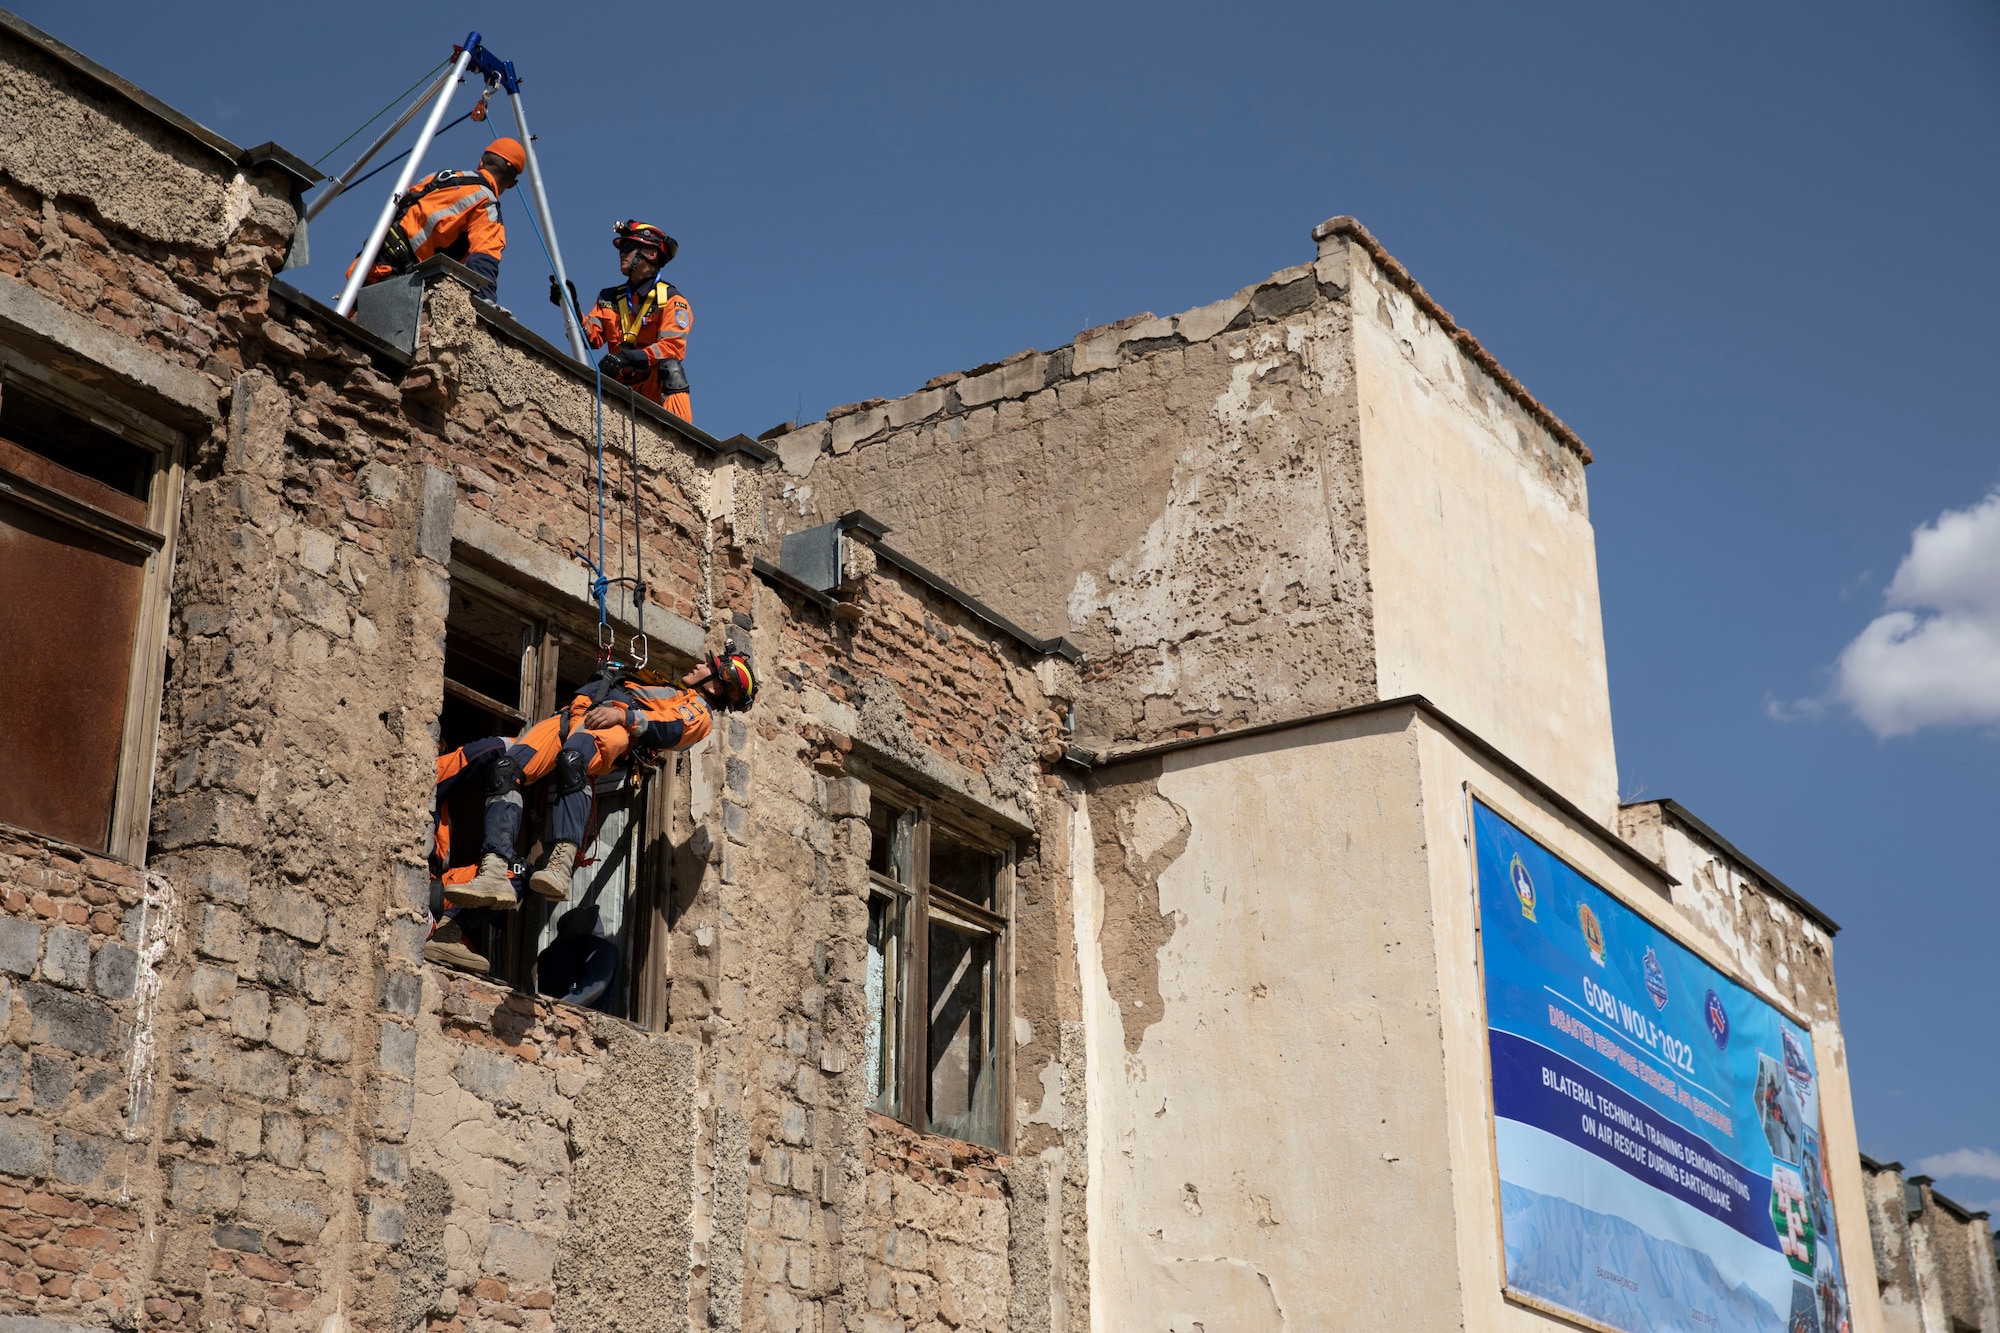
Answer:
[0, 11, 1992, 1333]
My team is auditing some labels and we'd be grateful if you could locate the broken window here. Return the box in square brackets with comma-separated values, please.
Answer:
[862, 786, 1011, 1150]
[432, 567, 684, 1029]
[0, 362, 181, 860]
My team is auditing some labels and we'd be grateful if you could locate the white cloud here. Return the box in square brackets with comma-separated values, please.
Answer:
[1832, 488, 2000, 737]
[1915, 1146, 2000, 1182]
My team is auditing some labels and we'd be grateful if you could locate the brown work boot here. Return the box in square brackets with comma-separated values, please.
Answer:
[423, 918, 490, 974]
[529, 842, 577, 901]
[446, 853, 519, 910]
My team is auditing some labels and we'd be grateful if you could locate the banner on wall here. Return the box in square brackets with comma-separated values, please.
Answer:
[1472, 799, 1851, 1333]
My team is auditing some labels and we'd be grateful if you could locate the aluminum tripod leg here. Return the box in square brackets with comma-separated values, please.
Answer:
[306, 66, 456, 224]
[506, 88, 589, 361]
[335, 38, 477, 318]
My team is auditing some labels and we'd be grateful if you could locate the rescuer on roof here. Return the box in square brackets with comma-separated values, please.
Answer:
[580, 220, 693, 420]
[350, 137, 524, 303]
[446, 652, 757, 911]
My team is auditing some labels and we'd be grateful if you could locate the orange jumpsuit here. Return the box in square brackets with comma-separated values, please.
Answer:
[350, 168, 507, 299]
[583, 280, 693, 420]
[481, 679, 713, 855]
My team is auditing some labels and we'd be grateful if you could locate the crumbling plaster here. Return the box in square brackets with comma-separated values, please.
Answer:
[0, 39, 296, 254]
[750, 262, 1376, 751]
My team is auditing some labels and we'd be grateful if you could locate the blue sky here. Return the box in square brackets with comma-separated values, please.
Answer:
[24, 1, 1997, 1209]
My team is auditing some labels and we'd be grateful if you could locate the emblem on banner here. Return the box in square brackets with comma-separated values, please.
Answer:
[1510, 854, 1536, 922]
[1643, 947, 1669, 1010]
[1705, 988, 1729, 1049]
[1579, 903, 1604, 965]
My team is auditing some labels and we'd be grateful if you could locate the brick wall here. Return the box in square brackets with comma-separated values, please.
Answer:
[0, 830, 162, 1324]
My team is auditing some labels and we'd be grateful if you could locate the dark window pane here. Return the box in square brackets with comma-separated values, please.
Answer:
[928, 829, 997, 910]
[925, 918, 998, 1148]
[0, 383, 151, 499]
[0, 494, 144, 850]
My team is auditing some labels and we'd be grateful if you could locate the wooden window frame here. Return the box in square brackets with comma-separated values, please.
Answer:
[860, 768, 1015, 1153]
[0, 349, 186, 864]
[440, 559, 686, 1031]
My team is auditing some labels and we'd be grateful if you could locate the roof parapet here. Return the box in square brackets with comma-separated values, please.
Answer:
[758, 510, 1080, 662]
[1313, 215, 1591, 465]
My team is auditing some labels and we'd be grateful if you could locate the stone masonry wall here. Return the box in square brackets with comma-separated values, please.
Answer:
[666, 538, 1070, 1333]
[1861, 1157, 2000, 1333]
[748, 262, 1374, 752]
[2, 28, 725, 1331]
[0, 829, 166, 1325]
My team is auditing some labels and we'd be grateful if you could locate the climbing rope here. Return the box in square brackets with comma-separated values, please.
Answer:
[451, 122, 647, 670]
[312, 57, 452, 167]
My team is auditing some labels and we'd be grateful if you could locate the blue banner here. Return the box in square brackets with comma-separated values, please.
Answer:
[1473, 800, 1851, 1333]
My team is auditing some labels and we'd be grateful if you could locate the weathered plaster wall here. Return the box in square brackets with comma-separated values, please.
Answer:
[1077, 714, 1461, 1331]
[750, 264, 1375, 751]
[1343, 231, 1618, 823]
[1860, 1159, 2000, 1333]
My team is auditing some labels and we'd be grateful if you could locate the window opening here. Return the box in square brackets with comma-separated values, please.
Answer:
[865, 800, 913, 1116]
[0, 380, 152, 500]
[0, 372, 173, 858]
[431, 571, 683, 1029]
[859, 786, 1011, 1150]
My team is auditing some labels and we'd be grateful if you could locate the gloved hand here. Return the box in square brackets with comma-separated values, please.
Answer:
[601, 348, 648, 380]
[548, 274, 564, 306]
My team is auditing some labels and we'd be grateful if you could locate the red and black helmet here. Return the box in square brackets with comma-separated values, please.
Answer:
[613, 220, 677, 265]
[703, 652, 756, 711]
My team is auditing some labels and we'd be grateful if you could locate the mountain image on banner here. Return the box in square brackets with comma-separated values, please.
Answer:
[1502, 1185, 1784, 1333]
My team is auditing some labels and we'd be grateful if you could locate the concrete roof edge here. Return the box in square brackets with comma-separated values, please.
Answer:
[1083, 694, 1674, 893]
[0, 7, 245, 173]
[1312, 214, 1593, 465]
[1625, 796, 1840, 935]
[267, 277, 415, 369]
[451, 279, 730, 456]
[756, 518, 1081, 664]
[1929, 1187, 1987, 1223]
[868, 537, 1083, 662]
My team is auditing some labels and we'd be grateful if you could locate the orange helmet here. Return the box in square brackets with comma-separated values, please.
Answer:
[483, 136, 527, 173]
[614, 219, 678, 265]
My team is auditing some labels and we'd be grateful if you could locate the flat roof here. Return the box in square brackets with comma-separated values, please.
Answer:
[1083, 693, 1676, 897]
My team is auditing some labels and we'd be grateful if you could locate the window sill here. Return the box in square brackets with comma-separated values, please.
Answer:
[865, 1110, 1009, 1197]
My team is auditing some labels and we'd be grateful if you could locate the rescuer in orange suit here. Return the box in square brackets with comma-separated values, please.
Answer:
[449, 652, 757, 909]
[578, 221, 693, 420]
[349, 137, 525, 302]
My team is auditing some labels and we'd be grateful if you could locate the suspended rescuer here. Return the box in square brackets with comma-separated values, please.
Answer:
[561, 220, 693, 420]
[422, 736, 513, 973]
[446, 651, 757, 911]
[348, 137, 526, 303]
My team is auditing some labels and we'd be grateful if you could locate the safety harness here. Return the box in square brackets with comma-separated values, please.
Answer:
[374, 169, 496, 274]
[602, 280, 692, 397]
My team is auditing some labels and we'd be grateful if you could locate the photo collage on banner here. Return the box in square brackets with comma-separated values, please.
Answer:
[1471, 800, 1850, 1333]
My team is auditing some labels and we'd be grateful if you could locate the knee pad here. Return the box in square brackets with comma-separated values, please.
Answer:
[486, 752, 522, 798]
[552, 744, 591, 798]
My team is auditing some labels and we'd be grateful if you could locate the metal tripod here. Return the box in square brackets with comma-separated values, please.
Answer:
[321, 31, 588, 362]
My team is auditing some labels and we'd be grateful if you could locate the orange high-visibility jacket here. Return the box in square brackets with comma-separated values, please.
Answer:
[583, 280, 692, 419]
[357, 168, 507, 296]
